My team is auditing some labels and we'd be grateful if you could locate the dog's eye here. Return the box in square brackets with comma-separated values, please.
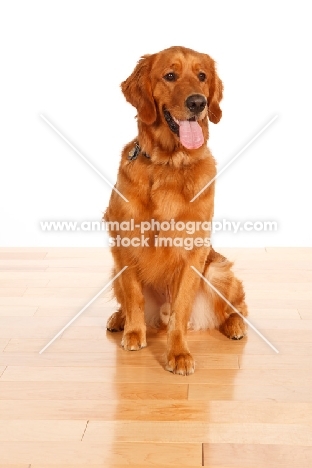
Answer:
[164, 72, 177, 82]
[198, 72, 206, 82]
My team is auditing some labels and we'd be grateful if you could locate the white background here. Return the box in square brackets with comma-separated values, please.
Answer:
[0, 0, 311, 247]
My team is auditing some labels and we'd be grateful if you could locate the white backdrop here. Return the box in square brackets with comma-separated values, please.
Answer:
[0, 0, 311, 247]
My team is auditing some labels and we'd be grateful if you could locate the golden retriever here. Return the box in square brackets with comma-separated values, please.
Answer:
[104, 46, 248, 375]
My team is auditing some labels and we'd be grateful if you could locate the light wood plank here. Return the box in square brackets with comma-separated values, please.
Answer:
[31, 466, 201, 468]
[0, 279, 48, 287]
[254, 329, 312, 342]
[0, 259, 110, 268]
[0, 420, 86, 441]
[0, 324, 84, 339]
[0, 317, 109, 328]
[30, 466, 202, 468]
[243, 281, 312, 291]
[0, 288, 26, 297]
[299, 309, 312, 319]
[252, 319, 312, 329]
[265, 247, 312, 257]
[23, 286, 110, 297]
[247, 308, 300, 319]
[83, 420, 312, 445]
[0, 400, 311, 423]
[46, 266, 110, 272]
[239, 354, 312, 370]
[0, 381, 188, 401]
[11, 364, 301, 386]
[235, 259, 312, 270]
[0, 264, 47, 271]
[188, 383, 312, 402]
[0, 465, 29, 468]
[0, 252, 47, 259]
[35, 301, 113, 316]
[4, 334, 312, 355]
[0, 442, 201, 465]
[3, 338, 118, 353]
[0, 306, 38, 317]
[236, 269, 312, 282]
[43, 247, 112, 259]
[0, 271, 109, 281]
[47, 277, 110, 287]
[0, 296, 110, 307]
[246, 296, 312, 308]
[0, 248, 49, 252]
[0, 365, 275, 384]
[0, 352, 239, 369]
[203, 443, 312, 467]
[218, 248, 267, 258]
[246, 289, 312, 300]
[0, 340, 10, 352]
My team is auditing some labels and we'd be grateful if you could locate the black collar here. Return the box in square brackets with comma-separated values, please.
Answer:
[128, 142, 151, 161]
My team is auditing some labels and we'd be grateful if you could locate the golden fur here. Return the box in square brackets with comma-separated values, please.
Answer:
[104, 46, 248, 375]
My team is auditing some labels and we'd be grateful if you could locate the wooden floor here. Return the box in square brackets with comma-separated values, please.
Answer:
[0, 247, 312, 467]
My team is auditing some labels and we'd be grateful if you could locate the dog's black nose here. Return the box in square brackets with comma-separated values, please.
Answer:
[185, 94, 207, 114]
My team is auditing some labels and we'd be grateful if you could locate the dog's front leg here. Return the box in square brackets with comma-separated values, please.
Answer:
[119, 268, 146, 351]
[166, 264, 202, 375]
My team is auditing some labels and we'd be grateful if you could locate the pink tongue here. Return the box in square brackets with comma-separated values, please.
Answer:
[179, 120, 204, 149]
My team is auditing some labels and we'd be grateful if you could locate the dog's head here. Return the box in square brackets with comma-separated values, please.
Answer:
[121, 46, 223, 150]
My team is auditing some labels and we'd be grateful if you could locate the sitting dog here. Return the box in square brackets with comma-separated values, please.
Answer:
[104, 46, 248, 375]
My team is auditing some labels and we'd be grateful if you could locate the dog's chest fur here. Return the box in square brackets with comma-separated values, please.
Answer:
[119, 143, 216, 220]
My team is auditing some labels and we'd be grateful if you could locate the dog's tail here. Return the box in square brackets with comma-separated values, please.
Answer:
[188, 247, 248, 330]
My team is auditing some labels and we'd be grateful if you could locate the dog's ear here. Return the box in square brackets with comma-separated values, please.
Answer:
[207, 62, 223, 124]
[121, 54, 157, 125]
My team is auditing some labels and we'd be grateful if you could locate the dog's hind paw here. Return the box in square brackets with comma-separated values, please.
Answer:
[106, 310, 125, 332]
[220, 313, 247, 340]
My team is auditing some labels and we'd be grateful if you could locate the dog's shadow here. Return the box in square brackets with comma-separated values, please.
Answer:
[105, 326, 168, 370]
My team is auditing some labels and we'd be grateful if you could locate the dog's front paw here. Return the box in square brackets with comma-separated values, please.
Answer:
[121, 329, 147, 351]
[220, 313, 247, 340]
[166, 352, 195, 375]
